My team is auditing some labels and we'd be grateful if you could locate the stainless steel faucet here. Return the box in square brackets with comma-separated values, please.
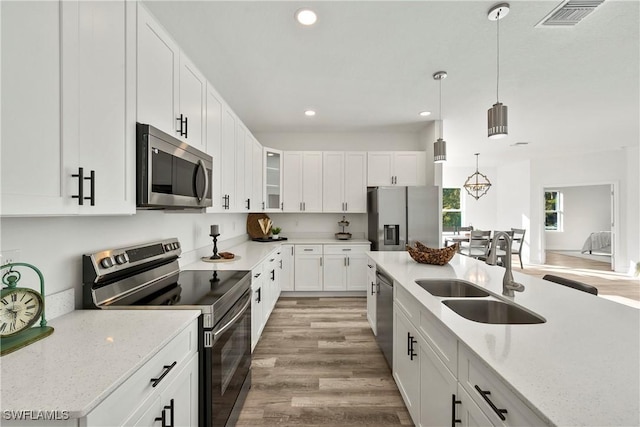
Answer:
[486, 231, 525, 297]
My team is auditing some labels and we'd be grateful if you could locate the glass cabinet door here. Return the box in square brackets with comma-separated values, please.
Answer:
[263, 147, 283, 211]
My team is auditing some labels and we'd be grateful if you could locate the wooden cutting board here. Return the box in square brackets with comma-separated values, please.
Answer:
[247, 213, 271, 238]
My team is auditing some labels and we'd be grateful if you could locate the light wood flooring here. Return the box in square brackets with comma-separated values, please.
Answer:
[237, 297, 413, 426]
[514, 252, 640, 302]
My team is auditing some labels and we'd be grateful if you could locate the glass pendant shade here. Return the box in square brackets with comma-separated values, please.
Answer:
[434, 138, 446, 163]
[488, 102, 508, 138]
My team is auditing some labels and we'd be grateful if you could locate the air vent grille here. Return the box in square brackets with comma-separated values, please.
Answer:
[537, 0, 605, 27]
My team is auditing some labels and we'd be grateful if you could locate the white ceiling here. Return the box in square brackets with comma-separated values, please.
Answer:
[143, 0, 639, 167]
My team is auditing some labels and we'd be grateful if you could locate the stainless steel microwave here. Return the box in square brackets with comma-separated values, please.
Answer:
[136, 123, 212, 209]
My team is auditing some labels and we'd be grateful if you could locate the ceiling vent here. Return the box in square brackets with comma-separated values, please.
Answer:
[536, 0, 605, 27]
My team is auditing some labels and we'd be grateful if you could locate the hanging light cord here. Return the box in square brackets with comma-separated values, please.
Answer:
[439, 77, 443, 138]
[496, 9, 501, 103]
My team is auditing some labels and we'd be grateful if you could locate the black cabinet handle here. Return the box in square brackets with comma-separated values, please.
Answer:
[155, 399, 174, 427]
[270, 269, 275, 281]
[85, 170, 95, 206]
[72, 167, 84, 205]
[279, 260, 283, 269]
[184, 116, 188, 138]
[150, 361, 177, 387]
[262, 201, 265, 210]
[371, 282, 375, 295]
[451, 394, 461, 427]
[407, 333, 417, 360]
[256, 287, 261, 303]
[474, 385, 508, 420]
[176, 114, 184, 136]
[246, 198, 251, 210]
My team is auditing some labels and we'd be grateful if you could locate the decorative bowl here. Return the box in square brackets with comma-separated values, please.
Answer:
[406, 242, 458, 266]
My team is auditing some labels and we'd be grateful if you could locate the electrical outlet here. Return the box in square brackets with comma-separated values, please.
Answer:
[0, 249, 21, 267]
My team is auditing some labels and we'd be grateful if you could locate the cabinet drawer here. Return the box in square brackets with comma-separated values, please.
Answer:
[295, 245, 322, 255]
[419, 306, 458, 377]
[84, 320, 198, 426]
[458, 345, 547, 427]
[323, 244, 369, 255]
[394, 284, 421, 326]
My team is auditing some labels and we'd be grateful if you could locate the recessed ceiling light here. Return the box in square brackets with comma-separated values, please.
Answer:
[419, 111, 432, 117]
[304, 110, 316, 117]
[295, 9, 317, 26]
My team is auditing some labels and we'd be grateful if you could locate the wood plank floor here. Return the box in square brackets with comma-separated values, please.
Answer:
[238, 297, 413, 426]
[514, 252, 640, 302]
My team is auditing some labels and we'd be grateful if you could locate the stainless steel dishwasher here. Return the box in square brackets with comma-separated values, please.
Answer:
[375, 269, 393, 370]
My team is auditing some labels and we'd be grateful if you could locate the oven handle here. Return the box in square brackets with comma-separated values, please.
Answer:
[195, 159, 209, 203]
[213, 293, 251, 341]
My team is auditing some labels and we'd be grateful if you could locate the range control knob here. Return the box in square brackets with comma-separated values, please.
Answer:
[164, 244, 172, 251]
[100, 257, 114, 269]
[172, 243, 179, 250]
[114, 254, 128, 265]
[175, 242, 181, 249]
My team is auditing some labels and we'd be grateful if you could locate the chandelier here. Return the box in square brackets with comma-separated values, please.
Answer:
[464, 153, 492, 200]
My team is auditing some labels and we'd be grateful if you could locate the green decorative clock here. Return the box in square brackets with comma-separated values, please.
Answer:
[0, 263, 54, 356]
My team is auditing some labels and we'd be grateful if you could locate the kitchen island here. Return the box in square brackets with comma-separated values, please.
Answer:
[367, 251, 639, 427]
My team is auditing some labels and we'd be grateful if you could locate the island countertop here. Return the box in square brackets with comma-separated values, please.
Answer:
[0, 309, 200, 418]
[367, 251, 640, 427]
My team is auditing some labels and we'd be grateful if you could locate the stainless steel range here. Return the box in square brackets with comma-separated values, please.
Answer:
[83, 238, 251, 427]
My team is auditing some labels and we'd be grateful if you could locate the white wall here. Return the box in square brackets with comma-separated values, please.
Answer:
[442, 165, 498, 231]
[496, 160, 531, 263]
[254, 131, 423, 152]
[267, 213, 367, 239]
[0, 212, 248, 306]
[545, 185, 611, 251]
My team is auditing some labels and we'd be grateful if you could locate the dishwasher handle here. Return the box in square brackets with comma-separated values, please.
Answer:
[376, 271, 393, 288]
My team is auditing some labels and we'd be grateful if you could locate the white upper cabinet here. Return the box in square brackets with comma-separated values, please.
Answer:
[283, 152, 323, 212]
[263, 148, 283, 212]
[235, 122, 246, 212]
[322, 152, 366, 213]
[252, 136, 264, 211]
[205, 86, 223, 212]
[243, 130, 253, 211]
[367, 151, 426, 186]
[137, 4, 205, 149]
[1, 0, 134, 216]
[221, 108, 237, 211]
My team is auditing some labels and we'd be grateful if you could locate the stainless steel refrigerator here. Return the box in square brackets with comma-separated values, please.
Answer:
[367, 186, 440, 250]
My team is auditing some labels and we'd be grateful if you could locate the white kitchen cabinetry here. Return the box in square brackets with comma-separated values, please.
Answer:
[243, 131, 253, 211]
[283, 152, 323, 212]
[322, 152, 367, 213]
[322, 245, 370, 291]
[1, 0, 135, 216]
[367, 151, 426, 187]
[137, 5, 205, 149]
[366, 260, 377, 335]
[252, 136, 264, 211]
[280, 245, 295, 291]
[457, 386, 494, 427]
[205, 86, 223, 212]
[393, 307, 421, 423]
[251, 265, 265, 352]
[235, 122, 246, 212]
[220, 107, 237, 211]
[84, 320, 198, 427]
[294, 245, 323, 291]
[264, 148, 283, 211]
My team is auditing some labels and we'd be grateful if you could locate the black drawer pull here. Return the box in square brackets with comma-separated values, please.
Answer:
[451, 394, 461, 427]
[474, 385, 508, 420]
[72, 167, 84, 205]
[150, 361, 177, 387]
[407, 332, 417, 359]
[371, 281, 375, 295]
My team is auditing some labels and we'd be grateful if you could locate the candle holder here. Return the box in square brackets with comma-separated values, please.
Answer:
[209, 232, 221, 260]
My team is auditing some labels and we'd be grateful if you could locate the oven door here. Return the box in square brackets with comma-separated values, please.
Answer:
[201, 289, 252, 427]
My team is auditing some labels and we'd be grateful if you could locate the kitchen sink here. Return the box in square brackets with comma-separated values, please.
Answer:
[415, 279, 491, 297]
[442, 299, 546, 324]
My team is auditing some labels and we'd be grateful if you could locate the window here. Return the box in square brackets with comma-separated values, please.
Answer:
[442, 188, 462, 231]
[545, 191, 562, 231]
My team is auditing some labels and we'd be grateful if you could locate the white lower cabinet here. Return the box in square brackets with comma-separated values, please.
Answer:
[294, 245, 323, 291]
[280, 244, 295, 291]
[366, 260, 377, 335]
[393, 306, 421, 423]
[457, 386, 494, 427]
[251, 248, 281, 352]
[251, 265, 265, 352]
[322, 245, 369, 291]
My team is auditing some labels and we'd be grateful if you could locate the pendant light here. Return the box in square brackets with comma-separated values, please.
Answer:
[433, 71, 447, 163]
[487, 3, 510, 139]
[464, 153, 492, 200]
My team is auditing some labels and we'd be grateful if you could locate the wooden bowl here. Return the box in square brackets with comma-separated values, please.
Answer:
[406, 242, 458, 266]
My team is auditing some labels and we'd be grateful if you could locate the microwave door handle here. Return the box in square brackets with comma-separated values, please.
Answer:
[196, 159, 209, 203]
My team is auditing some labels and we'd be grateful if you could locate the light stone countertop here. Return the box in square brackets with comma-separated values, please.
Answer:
[367, 251, 640, 427]
[0, 309, 200, 418]
[182, 239, 370, 271]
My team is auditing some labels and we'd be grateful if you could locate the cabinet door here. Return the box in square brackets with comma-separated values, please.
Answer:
[346, 252, 368, 291]
[283, 152, 303, 212]
[323, 255, 347, 291]
[161, 352, 199, 427]
[264, 147, 282, 211]
[280, 245, 295, 291]
[206, 87, 223, 212]
[322, 152, 345, 212]
[137, 4, 179, 137]
[178, 53, 206, 150]
[1, 0, 76, 215]
[127, 396, 162, 427]
[366, 261, 377, 334]
[252, 137, 264, 210]
[235, 122, 246, 212]
[394, 152, 426, 186]
[367, 152, 394, 186]
[393, 307, 420, 425]
[344, 152, 367, 212]
[78, 0, 134, 215]
[420, 337, 457, 427]
[221, 107, 236, 211]
[251, 273, 264, 352]
[294, 255, 323, 291]
[457, 386, 493, 427]
[302, 152, 323, 212]
[244, 132, 254, 211]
